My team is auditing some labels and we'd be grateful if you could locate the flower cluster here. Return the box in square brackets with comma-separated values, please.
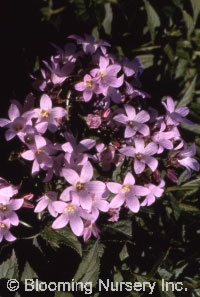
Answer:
[0, 178, 24, 242]
[0, 34, 199, 242]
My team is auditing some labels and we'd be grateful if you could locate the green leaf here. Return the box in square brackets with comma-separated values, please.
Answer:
[178, 75, 197, 106]
[144, 0, 160, 43]
[74, 241, 104, 286]
[181, 123, 200, 135]
[183, 10, 195, 38]
[104, 219, 132, 238]
[164, 44, 174, 63]
[179, 203, 200, 213]
[41, 226, 82, 256]
[190, 0, 200, 24]
[119, 243, 129, 261]
[102, 3, 113, 35]
[0, 250, 19, 279]
[175, 58, 188, 79]
[136, 54, 154, 69]
[21, 262, 38, 281]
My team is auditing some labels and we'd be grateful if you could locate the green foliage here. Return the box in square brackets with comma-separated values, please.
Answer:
[74, 241, 104, 286]
[0, 250, 18, 279]
[41, 226, 82, 256]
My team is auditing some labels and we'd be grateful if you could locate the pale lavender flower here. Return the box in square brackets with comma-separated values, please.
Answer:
[152, 122, 174, 154]
[69, 34, 110, 55]
[107, 172, 149, 212]
[141, 180, 165, 206]
[52, 196, 88, 236]
[0, 178, 18, 198]
[96, 143, 124, 171]
[114, 104, 150, 138]
[34, 191, 58, 217]
[61, 133, 96, 170]
[82, 221, 100, 241]
[122, 57, 143, 77]
[60, 161, 105, 211]
[21, 135, 53, 175]
[90, 193, 110, 221]
[119, 138, 158, 174]
[0, 196, 24, 226]
[0, 218, 16, 242]
[0, 103, 27, 141]
[90, 56, 123, 96]
[33, 94, 67, 133]
[108, 208, 120, 222]
[75, 74, 100, 102]
[177, 144, 199, 177]
[162, 97, 193, 126]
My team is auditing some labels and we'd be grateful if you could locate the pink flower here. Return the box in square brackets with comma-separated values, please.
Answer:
[52, 197, 88, 236]
[90, 56, 123, 96]
[162, 97, 193, 126]
[0, 219, 16, 242]
[0, 103, 27, 141]
[0, 196, 24, 226]
[60, 161, 105, 211]
[152, 122, 174, 154]
[90, 193, 110, 221]
[107, 172, 149, 213]
[75, 74, 99, 102]
[21, 135, 53, 175]
[69, 34, 110, 55]
[119, 138, 158, 174]
[0, 178, 18, 198]
[33, 94, 67, 133]
[34, 191, 58, 217]
[82, 221, 100, 241]
[141, 180, 165, 206]
[177, 144, 199, 177]
[113, 104, 150, 138]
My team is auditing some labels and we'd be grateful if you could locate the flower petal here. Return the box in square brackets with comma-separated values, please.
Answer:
[52, 214, 69, 229]
[70, 215, 84, 236]
[62, 168, 79, 185]
[109, 193, 125, 208]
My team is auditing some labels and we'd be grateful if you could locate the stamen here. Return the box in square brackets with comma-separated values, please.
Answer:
[122, 184, 131, 193]
[41, 109, 49, 118]
[76, 181, 84, 191]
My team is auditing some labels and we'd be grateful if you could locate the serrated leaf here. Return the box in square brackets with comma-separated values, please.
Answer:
[74, 241, 104, 286]
[191, 0, 200, 24]
[0, 250, 19, 279]
[41, 226, 82, 256]
[178, 75, 197, 106]
[144, 0, 160, 43]
[21, 262, 38, 281]
[104, 219, 132, 238]
[183, 10, 195, 38]
[102, 3, 113, 35]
